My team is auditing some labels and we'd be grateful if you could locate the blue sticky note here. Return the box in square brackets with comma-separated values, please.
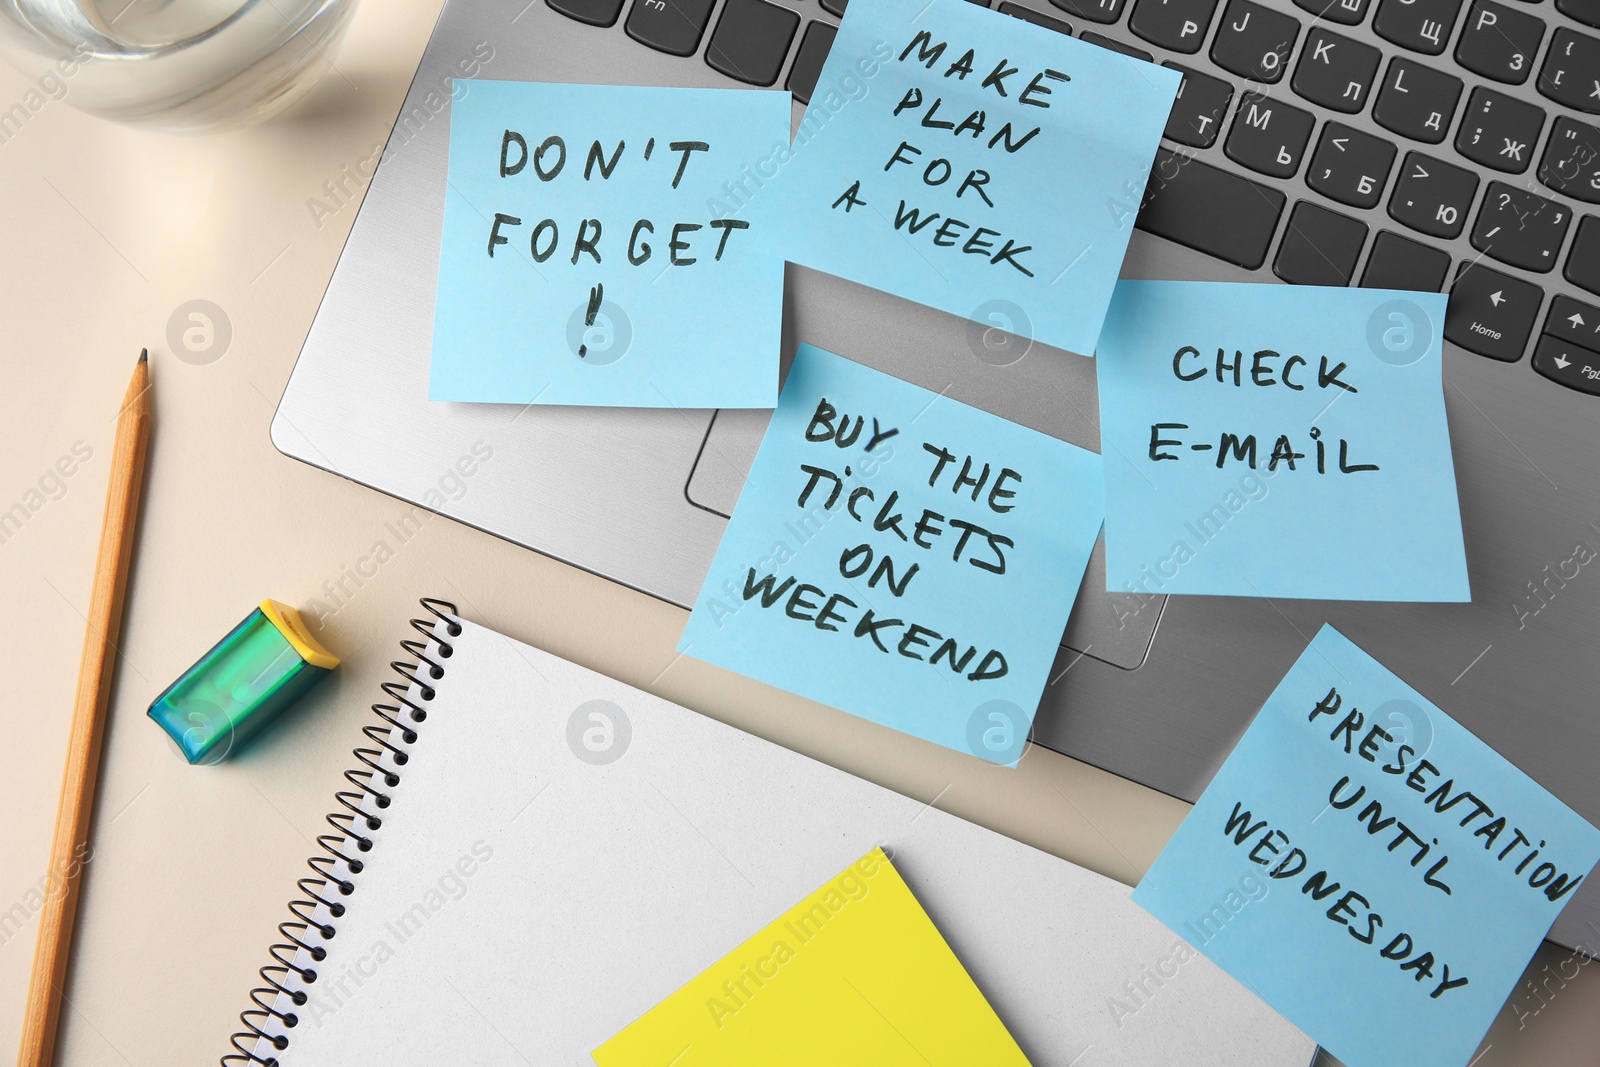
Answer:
[679, 344, 1103, 764]
[429, 82, 789, 407]
[1133, 625, 1600, 1067]
[1096, 281, 1469, 601]
[742, 0, 1178, 357]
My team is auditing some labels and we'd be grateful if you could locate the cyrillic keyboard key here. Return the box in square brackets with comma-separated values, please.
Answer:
[1538, 28, 1600, 114]
[1136, 147, 1286, 269]
[1373, 0, 1462, 56]
[1361, 230, 1450, 291]
[1081, 30, 1155, 60]
[627, 0, 714, 56]
[1532, 335, 1600, 394]
[999, 2, 1073, 33]
[786, 21, 835, 104]
[1292, 27, 1381, 113]
[1388, 151, 1478, 237]
[1307, 122, 1396, 208]
[1294, 0, 1369, 27]
[1162, 63, 1234, 148]
[1211, 0, 1300, 83]
[1455, 87, 1545, 174]
[1049, 0, 1125, 21]
[1556, 0, 1600, 29]
[1225, 92, 1314, 178]
[1543, 294, 1600, 351]
[1445, 261, 1542, 361]
[547, 0, 625, 27]
[1373, 58, 1462, 143]
[705, 0, 799, 86]
[1455, 0, 1544, 84]
[1275, 200, 1368, 285]
[1471, 180, 1570, 272]
[1129, 0, 1219, 54]
[1568, 215, 1600, 296]
[1540, 117, 1600, 204]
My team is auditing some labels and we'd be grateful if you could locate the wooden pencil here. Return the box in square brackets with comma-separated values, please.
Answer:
[16, 350, 151, 1067]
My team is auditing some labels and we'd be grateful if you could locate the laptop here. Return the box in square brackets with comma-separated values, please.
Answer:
[272, 0, 1600, 950]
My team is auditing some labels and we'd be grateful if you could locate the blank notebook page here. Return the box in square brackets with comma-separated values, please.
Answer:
[248, 615, 1314, 1065]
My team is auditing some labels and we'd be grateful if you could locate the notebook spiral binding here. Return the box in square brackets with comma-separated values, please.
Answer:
[222, 598, 462, 1067]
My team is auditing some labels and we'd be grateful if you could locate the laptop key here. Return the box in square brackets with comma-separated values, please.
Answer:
[820, 0, 845, 13]
[1162, 63, 1234, 148]
[1293, 0, 1370, 27]
[1532, 336, 1600, 395]
[1388, 151, 1472, 236]
[1129, 0, 1219, 54]
[1211, 0, 1300, 83]
[787, 21, 836, 105]
[706, 0, 800, 86]
[1136, 147, 1287, 269]
[1471, 180, 1570, 272]
[999, 2, 1073, 32]
[627, 0, 715, 56]
[1556, 0, 1600, 29]
[1081, 30, 1155, 60]
[1389, 151, 1478, 238]
[1455, 86, 1545, 174]
[1544, 294, 1600, 351]
[1274, 200, 1367, 285]
[1292, 27, 1381, 113]
[1048, 0, 1126, 22]
[1361, 230, 1450, 291]
[1307, 122, 1396, 209]
[1372, 58, 1463, 144]
[1225, 91, 1315, 178]
[1444, 261, 1542, 361]
[1373, 0, 1462, 56]
[1568, 215, 1600, 296]
[1455, 0, 1544, 84]
[547, 0, 625, 27]
[1538, 28, 1600, 114]
[1540, 117, 1600, 204]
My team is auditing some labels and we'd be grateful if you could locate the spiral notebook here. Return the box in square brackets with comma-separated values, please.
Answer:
[225, 600, 1315, 1066]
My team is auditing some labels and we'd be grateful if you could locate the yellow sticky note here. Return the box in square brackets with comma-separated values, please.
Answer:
[593, 847, 1031, 1065]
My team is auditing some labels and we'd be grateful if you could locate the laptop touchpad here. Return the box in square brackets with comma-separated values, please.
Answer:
[686, 410, 1163, 671]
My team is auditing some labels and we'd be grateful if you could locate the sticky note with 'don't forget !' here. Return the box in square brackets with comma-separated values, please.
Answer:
[430, 81, 789, 408]
[679, 344, 1104, 766]
[1095, 280, 1468, 602]
[592, 848, 1030, 1065]
[1132, 625, 1600, 1067]
[743, 0, 1179, 357]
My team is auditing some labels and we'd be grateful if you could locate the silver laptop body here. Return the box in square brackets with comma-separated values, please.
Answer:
[273, 0, 1600, 950]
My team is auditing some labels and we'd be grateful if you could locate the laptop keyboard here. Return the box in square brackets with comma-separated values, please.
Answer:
[544, 0, 1600, 395]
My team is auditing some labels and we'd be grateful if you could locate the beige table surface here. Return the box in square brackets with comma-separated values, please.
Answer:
[0, 4, 1594, 1064]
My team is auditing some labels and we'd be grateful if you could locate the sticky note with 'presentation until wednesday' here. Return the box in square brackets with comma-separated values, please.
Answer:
[429, 81, 788, 408]
[1096, 280, 1468, 601]
[1132, 625, 1600, 1067]
[744, 0, 1178, 357]
[679, 344, 1104, 765]
[592, 848, 1029, 1065]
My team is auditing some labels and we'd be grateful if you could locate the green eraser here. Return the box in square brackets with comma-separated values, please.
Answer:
[147, 600, 339, 764]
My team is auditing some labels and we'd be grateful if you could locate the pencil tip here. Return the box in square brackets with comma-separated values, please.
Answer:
[138, 348, 148, 364]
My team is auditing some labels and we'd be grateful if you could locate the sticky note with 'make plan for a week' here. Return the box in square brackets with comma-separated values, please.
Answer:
[592, 848, 1030, 1065]
[1096, 280, 1469, 602]
[679, 344, 1104, 765]
[429, 81, 788, 408]
[1132, 625, 1600, 1067]
[743, 0, 1178, 357]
